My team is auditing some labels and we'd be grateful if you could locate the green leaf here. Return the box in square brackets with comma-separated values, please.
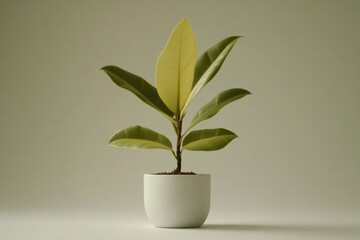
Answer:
[181, 36, 241, 117]
[156, 18, 197, 117]
[101, 65, 175, 123]
[109, 125, 172, 150]
[182, 128, 237, 151]
[186, 88, 251, 132]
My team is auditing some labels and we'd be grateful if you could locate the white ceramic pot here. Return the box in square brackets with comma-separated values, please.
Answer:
[144, 174, 211, 228]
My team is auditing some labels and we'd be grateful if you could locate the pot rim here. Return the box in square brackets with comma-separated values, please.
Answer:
[144, 173, 210, 177]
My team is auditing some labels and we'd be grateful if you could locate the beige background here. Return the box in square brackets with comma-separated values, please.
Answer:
[1, 0, 360, 232]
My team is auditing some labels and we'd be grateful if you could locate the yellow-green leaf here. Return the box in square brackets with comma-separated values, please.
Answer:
[186, 88, 251, 132]
[181, 36, 241, 117]
[101, 65, 175, 124]
[182, 128, 237, 151]
[109, 125, 172, 150]
[156, 18, 197, 117]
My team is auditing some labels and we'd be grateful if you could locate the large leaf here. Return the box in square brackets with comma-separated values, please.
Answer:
[186, 88, 251, 132]
[109, 125, 172, 150]
[182, 128, 237, 151]
[101, 65, 175, 123]
[181, 36, 241, 117]
[156, 18, 197, 117]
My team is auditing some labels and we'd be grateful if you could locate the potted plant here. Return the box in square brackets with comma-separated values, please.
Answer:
[101, 18, 251, 228]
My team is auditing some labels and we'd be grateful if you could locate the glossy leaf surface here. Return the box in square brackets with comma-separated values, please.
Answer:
[156, 18, 197, 117]
[187, 88, 251, 131]
[182, 128, 237, 151]
[109, 125, 172, 150]
[101, 65, 175, 123]
[181, 36, 241, 116]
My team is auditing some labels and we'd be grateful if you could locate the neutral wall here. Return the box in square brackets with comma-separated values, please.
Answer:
[1, 0, 359, 222]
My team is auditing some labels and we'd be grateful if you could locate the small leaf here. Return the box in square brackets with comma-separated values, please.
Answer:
[182, 128, 237, 151]
[156, 18, 197, 117]
[101, 65, 175, 123]
[109, 125, 172, 150]
[187, 88, 251, 132]
[181, 36, 241, 117]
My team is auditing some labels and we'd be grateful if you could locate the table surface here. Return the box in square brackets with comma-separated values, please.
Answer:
[1, 211, 359, 240]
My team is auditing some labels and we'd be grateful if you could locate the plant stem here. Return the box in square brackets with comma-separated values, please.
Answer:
[174, 118, 183, 173]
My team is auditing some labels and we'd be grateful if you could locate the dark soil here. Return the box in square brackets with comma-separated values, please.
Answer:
[155, 170, 197, 175]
